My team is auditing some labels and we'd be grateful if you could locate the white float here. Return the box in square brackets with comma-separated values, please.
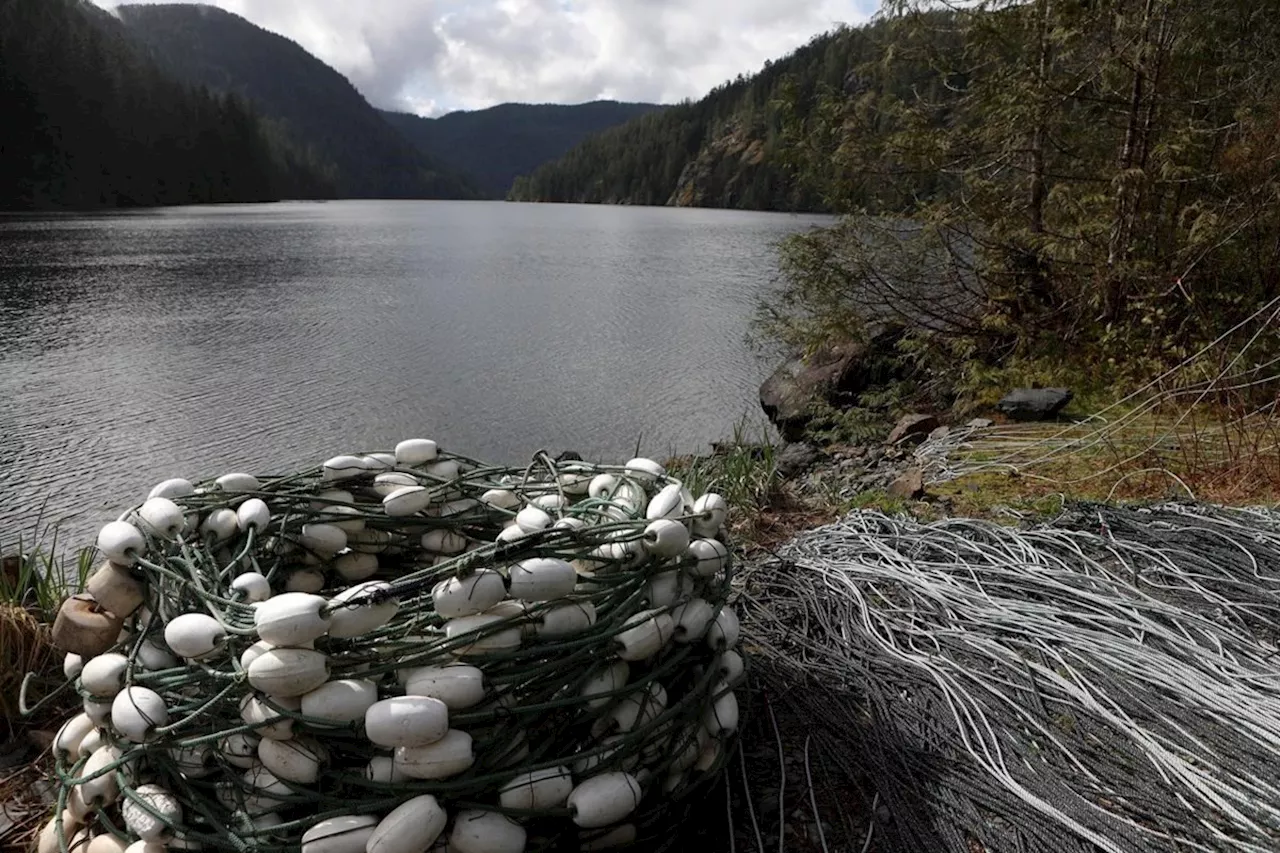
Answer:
[365, 697, 449, 748]
[77, 728, 104, 760]
[299, 522, 347, 555]
[624, 457, 665, 486]
[258, 735, 325, 784]
[685, 537, 729, 578]
[499, 766, 573, 811]
[164, 613, 226, 659]
[321, 456, 368, 482]
[707, 606, 740, 650]
[424, 459, 460, 483]
[646, 570, 695, 608]
[122, 784, 181, 841]
[334, 550, 379, 580]
[671, 598, 714, 643]
[367, 794, 448, 853]
[300, 679, 378, 725]
[80, 653, 128, 697]
[615, 609, 674, 661]
[403, 665, 486, 710]
[445, 614, 522, 655]
[327, 582, 398, 638]
[111, 687, 168, 742]
[214, 472, 258, 493]
[326, 506, 366, 534]
[645, 483, 684, 520]
[703, 686, 740, 736]
[230, 572, 271, 603]
[421, 528, 467, 554]
[717, 649, 746, 684]
[79, 744, 122, 804]
[364, 755, 406, 784]
[200, 508, 238, 543]
[432, 570, 505, 618]
[384, 486, 433, 517]
[508, 557, 576, 601]
[537, 601, 597, 637]
[394, 729, 474, 779]
[247, 648, 329, 697]
[53, 713, 95, 761]
[148, 478, 195, 500]
[579, 661, 629, 709]
[239, 694, 299, 741]
[254, 593, 330, 645]
[373, 472, 419, 497]
[394, 439, 438, 465]
[301, 815, 378, 853]
[363, 453, 398, 470]
[137, 498, 184, 540]
[514, 505, 553, 532]
[219, 731, 261, 767]
[567, 772, 642, 828]
[236, 498, 271, 532]
[96, 521, 145, 565]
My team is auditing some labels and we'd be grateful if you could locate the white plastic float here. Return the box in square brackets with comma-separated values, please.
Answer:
[364, 696, 449, 748]
[567, 772, 643, 828]
[367, 794, 448, 853]
[395, 729, 475, 779]
[301, 815, 379, 853]
[403, 664, 486, 710]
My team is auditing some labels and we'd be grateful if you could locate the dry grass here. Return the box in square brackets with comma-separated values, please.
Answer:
[928, 406, 1280, 514]
[0, 603, 58, 722]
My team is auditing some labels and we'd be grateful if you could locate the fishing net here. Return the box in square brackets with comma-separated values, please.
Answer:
[742, 503, 1280, 853]
[28, 442, 743, 853]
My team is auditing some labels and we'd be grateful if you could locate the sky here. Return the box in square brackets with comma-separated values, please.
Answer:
[92, 0, 879, 116]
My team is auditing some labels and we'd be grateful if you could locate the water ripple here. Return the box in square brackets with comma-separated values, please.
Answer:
[0, 201, 831, 546]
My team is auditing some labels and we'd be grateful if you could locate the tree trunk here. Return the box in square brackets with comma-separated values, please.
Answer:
[1105, 0, 1157, 322]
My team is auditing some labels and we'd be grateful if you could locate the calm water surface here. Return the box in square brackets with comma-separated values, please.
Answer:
[0, 200, 830, 545]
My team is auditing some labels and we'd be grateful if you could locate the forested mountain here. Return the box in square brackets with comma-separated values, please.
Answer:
[507, 21, 940, 212]
[758, 0, 1280, 401]
[381, 101, 663, 198]
[0, 0, 327, 209]
[116, 4, 475, 200]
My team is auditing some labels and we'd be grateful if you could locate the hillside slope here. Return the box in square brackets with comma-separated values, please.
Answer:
[116, 3, 475, 200]
[381, 101, 663, 198]
[508, 20, 941, 212]
[0, 0, 325, 209]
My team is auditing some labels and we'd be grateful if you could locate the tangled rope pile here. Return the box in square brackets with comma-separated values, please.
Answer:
[742, 503, 1280, 853]
[28, 441, 743, 853]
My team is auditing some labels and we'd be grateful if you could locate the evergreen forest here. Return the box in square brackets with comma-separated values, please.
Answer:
[0, 0, 330, 209]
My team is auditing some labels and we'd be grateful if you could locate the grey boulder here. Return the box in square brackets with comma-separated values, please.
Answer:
[996, 388, 1072, 421]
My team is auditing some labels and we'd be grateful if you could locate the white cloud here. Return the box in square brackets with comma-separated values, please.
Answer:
[93, 0, 878, 114]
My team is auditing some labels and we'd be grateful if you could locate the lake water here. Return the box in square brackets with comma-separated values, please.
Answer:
[0, 200, 830, 547]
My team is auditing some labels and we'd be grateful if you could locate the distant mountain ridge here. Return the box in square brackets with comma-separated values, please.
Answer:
[381, 101, 664, 198]
[508, 22, 918, 212]
[116, 3, 476, 200]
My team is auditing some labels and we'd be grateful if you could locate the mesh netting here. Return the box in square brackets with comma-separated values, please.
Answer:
[30, 444, 742, 853]
[743, 503, 1280, 853]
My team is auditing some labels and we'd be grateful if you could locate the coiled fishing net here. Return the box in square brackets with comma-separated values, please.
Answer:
[29, 443, 743, 853]
[742, 503, 1280, 853]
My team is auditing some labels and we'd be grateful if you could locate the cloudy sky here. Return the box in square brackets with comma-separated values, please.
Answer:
[92, 0, 878, 115]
